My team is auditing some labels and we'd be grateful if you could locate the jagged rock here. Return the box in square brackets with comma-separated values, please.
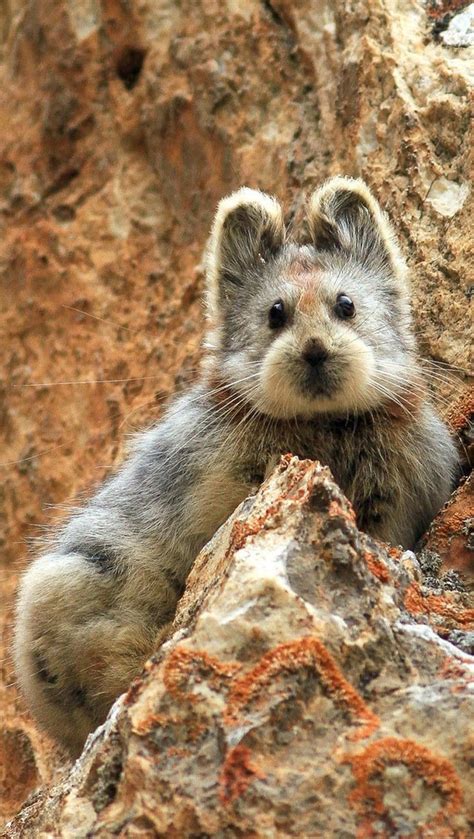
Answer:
[422, 474, 473, 588]
[4, 457, 473, 837]
[420, 391, 474, 592]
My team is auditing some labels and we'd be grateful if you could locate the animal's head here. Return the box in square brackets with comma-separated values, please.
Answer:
[205, 177, 416, 420]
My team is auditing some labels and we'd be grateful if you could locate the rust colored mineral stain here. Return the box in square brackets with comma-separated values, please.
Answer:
[346, 737, 463, 837]
[225, 637, 379, 740]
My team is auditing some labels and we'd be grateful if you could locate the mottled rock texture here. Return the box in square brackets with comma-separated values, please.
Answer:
[4, 456, 474, 837]
[0, 0, 472, 828]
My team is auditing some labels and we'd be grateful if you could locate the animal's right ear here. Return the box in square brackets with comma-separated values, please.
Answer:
[205, 187, 285, 319]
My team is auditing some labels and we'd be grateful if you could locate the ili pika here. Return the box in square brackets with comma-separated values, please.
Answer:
[14, 177, 458, 755]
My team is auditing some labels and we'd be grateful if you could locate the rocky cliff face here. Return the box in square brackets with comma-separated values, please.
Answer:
[0, 0, 472, 830]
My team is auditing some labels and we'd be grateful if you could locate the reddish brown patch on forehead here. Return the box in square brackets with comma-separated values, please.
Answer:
[286, 258, 322, 312]
[298, 282, 317, 313]
[287, 254, 315, 278]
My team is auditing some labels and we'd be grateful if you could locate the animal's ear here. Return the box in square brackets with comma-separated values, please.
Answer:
[307, 177, 407, 287]
[206, 187, 285, 318]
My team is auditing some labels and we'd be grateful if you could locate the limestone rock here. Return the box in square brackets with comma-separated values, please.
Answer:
[1, 0, 472, 825]
[423, 474, 474, 589]
[4, 457, 473, 837]
[421, 389, 473, 593]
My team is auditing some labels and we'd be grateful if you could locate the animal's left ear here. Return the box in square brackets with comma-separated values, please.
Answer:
[307, 177, 407, 289]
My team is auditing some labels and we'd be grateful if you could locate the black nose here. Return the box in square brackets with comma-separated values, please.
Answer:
[302, 339, 328, 368]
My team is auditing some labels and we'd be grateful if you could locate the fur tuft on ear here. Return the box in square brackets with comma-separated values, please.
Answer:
[307, 176, 407, 290]
[205, 187, 285, 323]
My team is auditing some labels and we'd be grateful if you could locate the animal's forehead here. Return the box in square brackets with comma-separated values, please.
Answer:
[266, 244, 357, 310]
[283, 253, 325, 310]
[287, 258, 320, 283]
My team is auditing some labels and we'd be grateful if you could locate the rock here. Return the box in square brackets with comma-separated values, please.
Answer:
[1, 0, 472, 824]
[440, 4, 474, 47]
[448, 388, 474, 472]
[422, 474, 474, 589]
[420, 391, 474, 592]
[4, 456, 473, 837]
[0, 729, 39, 825]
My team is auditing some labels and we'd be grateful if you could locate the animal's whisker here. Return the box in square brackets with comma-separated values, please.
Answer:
[62, 304, 140, 336]
[13, 375, 172, 389]
[0, 443, 70, 469]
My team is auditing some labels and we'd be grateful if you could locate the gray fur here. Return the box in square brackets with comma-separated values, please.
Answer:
[14, 178, 459, 755]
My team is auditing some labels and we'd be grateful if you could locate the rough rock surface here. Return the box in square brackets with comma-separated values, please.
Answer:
[423, 474, 473, 588]
[0, 0, 472, 826]
[4, 456, 474, 837]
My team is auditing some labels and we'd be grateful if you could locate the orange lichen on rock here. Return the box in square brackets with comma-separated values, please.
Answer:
[124, 674, 147, 707]
[364, 551, 390, 583]
[219, 745, 266, 806]
[285, 458, 324, 502]
[222, 459, 322, 565]
[225, 517, 268, 563]
[133, 712, 177, 736]
[225, 637, 379, 740]
[426, 0, 472, 20]
[424, 475, 473, 583]
[439, 658, 474, 684]
[447, 388, 474, 435]
[404, 582, 474, 629]
[277, 452, 295, 470]
[346, 737, 463, 836]
[163, 646, 240, 703]
[427, 482, 471, 547]
[328, 497, 357, 523]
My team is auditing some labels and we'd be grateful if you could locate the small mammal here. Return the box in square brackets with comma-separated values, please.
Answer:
[14, 177, 458, 755]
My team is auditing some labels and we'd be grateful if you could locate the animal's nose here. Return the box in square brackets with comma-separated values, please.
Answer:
[302, 339, 328, 368]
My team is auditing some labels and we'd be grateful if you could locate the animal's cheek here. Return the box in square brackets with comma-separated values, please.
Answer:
[336, 339, 376, 401]
[258, 339, 314, 419]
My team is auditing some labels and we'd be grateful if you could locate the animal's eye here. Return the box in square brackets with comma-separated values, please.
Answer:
[268, 299, 287, 329]
[335, 293, 355, 319]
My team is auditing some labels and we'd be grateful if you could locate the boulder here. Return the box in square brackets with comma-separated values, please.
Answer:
[5, 457, 473, 837]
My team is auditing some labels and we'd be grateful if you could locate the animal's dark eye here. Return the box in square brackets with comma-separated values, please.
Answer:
[268, 299, 287, 329]
[335, 294, 355, 319]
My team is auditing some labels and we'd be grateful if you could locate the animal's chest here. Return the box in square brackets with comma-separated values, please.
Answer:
[250, 423, 387, 500]
[188, 423, 388, 548]
[186, 465, 252, 547]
